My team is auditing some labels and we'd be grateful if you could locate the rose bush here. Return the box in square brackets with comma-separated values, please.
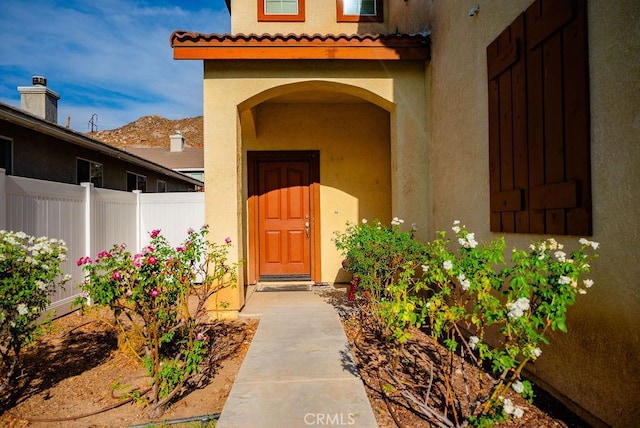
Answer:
[335, 219, 599, 426]
[334, 218, 424, 349]
[420, 221, 598, 426]
[75, 225, 238, 416]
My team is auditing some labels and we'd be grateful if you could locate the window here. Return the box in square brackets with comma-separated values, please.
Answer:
[0, 137, 12, 175]
[77, 158, 103, 187]
[337, 0, 382, 22]
[157, 180, 167, 193]
[259, 0, 305, 22]
[127, 172, 147, 192]
[487, 0, 591, 235]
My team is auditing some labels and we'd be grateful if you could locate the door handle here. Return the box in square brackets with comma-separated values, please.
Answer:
[304, 221, 310, 239]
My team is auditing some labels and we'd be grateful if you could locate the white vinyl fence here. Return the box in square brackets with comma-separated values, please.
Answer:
[0, 170, 204, 317]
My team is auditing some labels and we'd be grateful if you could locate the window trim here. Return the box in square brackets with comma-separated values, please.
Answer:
[336, 0, 383, 23]
[0, 136, 13, 175]
[76, 157, 103, 188]
[157, 180, 167, 193]
[126, 171, 147, 193]
[258, 0, 305, 22]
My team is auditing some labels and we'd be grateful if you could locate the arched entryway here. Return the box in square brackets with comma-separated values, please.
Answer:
[239, 81, 394, 285]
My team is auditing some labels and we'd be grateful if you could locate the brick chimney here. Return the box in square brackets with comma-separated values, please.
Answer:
[170, 130, 185, 152]
[17, 76, 60, 123]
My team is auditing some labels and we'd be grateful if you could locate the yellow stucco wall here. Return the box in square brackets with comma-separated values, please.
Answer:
[231, 0, 378, 35]
[203, 59, 428, 312]
[230, 0, 432, 35]
[427, 1, 640, 426]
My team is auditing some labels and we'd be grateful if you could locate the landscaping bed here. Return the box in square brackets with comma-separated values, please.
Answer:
[0, 307, 258, 427]
[1, 289, 589, 428]
[323, 288, 587, 428]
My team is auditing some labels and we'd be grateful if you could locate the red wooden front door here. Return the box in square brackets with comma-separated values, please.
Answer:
[257, 160, 311, 279]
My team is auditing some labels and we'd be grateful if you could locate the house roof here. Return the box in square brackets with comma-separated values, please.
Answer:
[0, 102, 204, 187]
[124, 147, 204, 170]
[170, 32, 430, 61]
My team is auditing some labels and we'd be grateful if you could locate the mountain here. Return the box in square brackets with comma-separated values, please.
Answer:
[90, 115, 203, 149]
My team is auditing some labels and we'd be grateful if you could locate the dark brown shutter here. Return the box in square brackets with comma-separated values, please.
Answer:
[488, 14, 527, 233]
[488, 0, 591, 235]
[527, 0, 592, 235]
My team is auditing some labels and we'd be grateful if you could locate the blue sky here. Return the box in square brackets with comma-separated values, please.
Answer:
[0, 0, 230, 132]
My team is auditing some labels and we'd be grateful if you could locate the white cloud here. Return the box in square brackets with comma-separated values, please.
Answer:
[0, 0, 229, 131]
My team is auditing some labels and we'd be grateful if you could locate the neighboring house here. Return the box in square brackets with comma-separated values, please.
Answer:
[0, 77, 203, 192]
[171, 1, 639, 426]
[125, 131, 205, 184]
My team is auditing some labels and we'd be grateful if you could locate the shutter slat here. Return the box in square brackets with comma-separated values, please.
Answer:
[543, 32, 566, 185]
[530, 181, 577, 209]
[488, 78, 502, 232]
[527, 41, 545, 234]
[511, 15, 528, 232]
[526, 0, 573, 48]
[491, 189, 524, 212]
[546, 209, 566, 235]
[499, 69, 514, 194]
[487, 39, 519, 81]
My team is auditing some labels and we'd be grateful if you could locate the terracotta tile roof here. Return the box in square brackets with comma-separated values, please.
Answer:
[170, 32, 430, 61]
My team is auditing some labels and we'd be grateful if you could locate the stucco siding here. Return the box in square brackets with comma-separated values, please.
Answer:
[230, 0, 432, 36]
[231, 0, 381, 35]
[203, 59, 427, 310]
[427, 0, 640, 426]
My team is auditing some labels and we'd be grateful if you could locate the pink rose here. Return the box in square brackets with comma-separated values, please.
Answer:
[76, 256, 92, 266]
[150, 289, 159, 298]
[111, 270, 122, 280]
[133, 253, 143, 268]
[150, 229, 161, 239]
[225, 237, 232, 244]
[97, 250, 112, 260]
[147, 256, 157, 265]
[176, 246, 185, 253]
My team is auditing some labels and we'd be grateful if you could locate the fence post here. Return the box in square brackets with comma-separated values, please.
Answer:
[0, 168, 6, 230]
[81, 182, 93, 305]
[134, 190, 141, 252]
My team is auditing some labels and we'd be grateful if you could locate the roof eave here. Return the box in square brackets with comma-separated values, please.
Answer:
[173, 45, 430, 60]
[170, 32, 431, 61]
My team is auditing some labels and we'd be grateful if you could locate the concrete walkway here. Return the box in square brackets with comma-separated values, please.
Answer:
[216, 287, 378, 428]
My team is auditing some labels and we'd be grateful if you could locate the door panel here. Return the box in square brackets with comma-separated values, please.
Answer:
[258, 161, 311, 278]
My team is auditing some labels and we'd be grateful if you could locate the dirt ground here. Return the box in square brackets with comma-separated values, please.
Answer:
[1, 290, 588, 428]
[0, 308, 257, 428]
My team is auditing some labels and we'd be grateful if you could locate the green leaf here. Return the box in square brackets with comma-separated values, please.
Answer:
[553, 318, 567, 333]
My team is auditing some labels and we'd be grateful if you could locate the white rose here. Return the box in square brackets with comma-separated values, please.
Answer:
[17, 303, 28, 316]
[512, 380, 524, 394]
